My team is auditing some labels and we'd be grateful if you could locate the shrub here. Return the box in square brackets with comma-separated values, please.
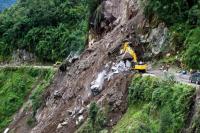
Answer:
[159, 107, 173, 133]
[30, 69, 54, 115]
[0, 68, 54, 132]
[78, 102, 107, 133]
[184, 28, 200, 70]
[26, 116, 36, 127]
[127, 76, 195, 132]
[144, 0, 190, 25]
[128, 75, 159, 104]
[169, 23, 191, 51]
[188, 4, 200, 26]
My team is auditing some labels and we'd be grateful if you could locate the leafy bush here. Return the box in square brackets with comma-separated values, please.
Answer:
[188, 3, 200, 26]
[159, 107, 173, 133]
[77, 102, 107, 133]
[30, 69, 54, 115]
[144, 0, 200, 26]
[89, 102, 99, 126]
[0, 68, 54, 132]
[144, 0, 190, 25]
[169, 23, 191, 51]
[125, 76, 195, 132]
[184, 28, 200, 70]
[26, 116, 36, 127]
[128, 75, 159, 104]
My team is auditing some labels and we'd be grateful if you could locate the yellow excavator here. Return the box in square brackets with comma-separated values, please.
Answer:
[120, 41, 148, 73]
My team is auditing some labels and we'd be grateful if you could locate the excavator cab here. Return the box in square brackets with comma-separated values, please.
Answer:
[121, 41, 147, 73]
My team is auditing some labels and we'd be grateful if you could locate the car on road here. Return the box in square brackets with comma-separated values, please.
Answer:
[189, 72, 200, 85]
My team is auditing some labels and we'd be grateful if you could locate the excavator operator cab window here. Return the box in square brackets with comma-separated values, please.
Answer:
[139, 61, 144, 65]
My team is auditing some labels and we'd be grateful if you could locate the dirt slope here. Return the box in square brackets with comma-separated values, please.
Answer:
[8, 0, 147, 133]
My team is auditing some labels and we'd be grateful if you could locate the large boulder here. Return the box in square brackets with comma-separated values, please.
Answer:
[147, 23, 169, 55]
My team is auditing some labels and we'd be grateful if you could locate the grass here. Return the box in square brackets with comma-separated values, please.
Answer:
[112, 103, 160, 133]
[30, 68, 55, 115]
[0, 67, 55, 132]
[112, 75, 195, 133]
[112, 104, 144, 133]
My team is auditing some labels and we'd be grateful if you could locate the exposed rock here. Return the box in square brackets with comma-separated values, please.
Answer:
[78, 115, 84, 124]
[78, 107, 85, 115]
[91, 70, 107, 95]
[11, 49, 36, 64]
[75, 115, 84, 126]
[63, 88, 75, 100]
[107, 88, 124, 111]
[59, 52, 80, 72]
[53, 90, 62, 100]
[57, 124, 62, 129]
[78, 60, 91, 70]
[3, 128, 9, 133]
[67, 110, 73, 116]
[61, 120, 68, 126]
[8, 1, 146, 133]
[147, 23, 169, 55]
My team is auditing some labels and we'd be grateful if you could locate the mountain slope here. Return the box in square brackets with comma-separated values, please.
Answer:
[0, 67, 55, 132]
[0, 0, 88, 62]
[1, 0, 200, 133]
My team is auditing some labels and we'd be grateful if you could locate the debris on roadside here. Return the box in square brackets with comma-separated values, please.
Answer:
[91, 70, 107, 96]
[59, 52, 80, 72]
[90, 61, 131, 96]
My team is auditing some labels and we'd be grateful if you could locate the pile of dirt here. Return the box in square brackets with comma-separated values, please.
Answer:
[7, 0, 152, 133]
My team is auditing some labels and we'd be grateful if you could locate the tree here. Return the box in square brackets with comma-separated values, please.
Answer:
[0, 0, 89, 62]
[144, 0, 193, 25]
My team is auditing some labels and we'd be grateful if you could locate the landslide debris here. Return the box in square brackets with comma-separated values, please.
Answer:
[7, 0, 172, 133]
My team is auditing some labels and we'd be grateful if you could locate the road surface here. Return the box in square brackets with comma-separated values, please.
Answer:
[0, 65, 57, 70]
[147, 69, 199, 87]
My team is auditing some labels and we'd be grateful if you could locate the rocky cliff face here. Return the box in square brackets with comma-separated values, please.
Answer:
[7, 0, 170, 133]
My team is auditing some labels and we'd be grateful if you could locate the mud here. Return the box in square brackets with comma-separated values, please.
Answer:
[8, 0, 147, 132]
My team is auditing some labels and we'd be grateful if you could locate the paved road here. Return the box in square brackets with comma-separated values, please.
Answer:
[146, 69, 199, 87]
[0, 65, 57, 70]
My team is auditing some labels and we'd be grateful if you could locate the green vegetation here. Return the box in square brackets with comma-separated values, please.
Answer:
[88, 0, 103, 33]
[0, 0, 89, 62]
[184, 28, 200, 70]
[144, 0, 189, 25]
[30, 68, 54, 115]
[144, 0, 200, 70]
[112, 75, 195, 133]
[77, 102, 107, 133]
[0, 67, 54, 132]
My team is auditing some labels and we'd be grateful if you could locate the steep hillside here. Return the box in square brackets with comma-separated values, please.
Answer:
[113, 75, 195, 132]
[0, 0, 88, 62]
[144, 0, 200, 70]
[5, 0, 144, 132]
[0, 67, 55, 132]
[1, 0, 200, 133]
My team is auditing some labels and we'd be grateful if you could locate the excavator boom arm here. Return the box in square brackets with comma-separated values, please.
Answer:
[122, 42, 138, 62]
